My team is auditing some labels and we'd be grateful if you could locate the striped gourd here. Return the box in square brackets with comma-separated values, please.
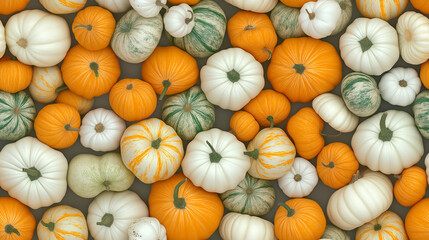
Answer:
[356, 0, 408, 21]
[0, 91, 35, 141]
[29, 66, 64, 103]
[220, 174, 275, 216]
[332, 0, 352, 35]
[321, 225, 350, 240]
[356, 211, 407, 240]
[167, 0, 226, 58]
[39, 0, 86, 14]
[341, 72, 381, 117]
[413, 90, 429, 139]
[162, 86, 215, 141]
[270, 2, 305, 39]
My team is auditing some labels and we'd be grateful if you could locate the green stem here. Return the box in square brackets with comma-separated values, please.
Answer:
[55, 85, 68, 94]
[279, 202, 295, 217]
[5, 224, 20, 236]
[90, 62, 99, 78]
[65, 124, 80, 132]
[321, 161, 334, 168]
[374, 224, 382, 231]
[41, 221, 55, 232]
[263, 47, 272, 61]
[102, 180, 111, 190]
[96, 213, 114, 227]
[159, 80, 171, 100]
[74, 24, 93, 31]
[244, 25, 255, 31]
[151, 138, 162, 149]
[185, 10, 194, 24]
[9, 55, 18, 61]
[173, 179, 187, 209]
[350, 170, 360, 184]
[22, 167, 42, 181]
[227, 69, 240, 83]
[206, 141, 222, 163]
[359, 36, 373, 52]
[292, 64, 306, 75]
[266, 116, 274, 128]
[378, 113, 393, 142]
[156, 0, 169, 11]
[320, 131, 342, 138]
[244, 149, 259, 160]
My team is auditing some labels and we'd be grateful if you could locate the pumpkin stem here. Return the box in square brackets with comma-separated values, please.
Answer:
[173, 178, 187, 209]
[74, 24, 93, 31]
[95, 123, 105, 133]
[359, 36, 373, 52]
[5, 224, 20, 236]
[41, 221, 55, 232]
[17, 38, 28, 48]
[399, 80, 408, 87]
[227, 69, 240, 83]
[9, 55, 18, 61]
[155, 0, 169, 11]
[159, 80, 171, 100]
[350, 170, 360, 184]
[65, 124, 80, 132]
[246, 187, 254, 195]
[151, 138, 162, 149]
[263, 47, 272, 61]
[102, 180, 111, 190]
[183, 103, 193, 112]
[305, 9, 315, 20]
[89, 62, 99, 78]
[97, 213, 114, 227]
[126, 84, 133, 90]
[339, 1, 347, 10]
[294, 174, 302, 182]
[55, 85, 68, 94]
[378, 113, 393, 142]
[12, 107, 21, 115]
[292, 64, 306, 75]
[185, 10, 194, 24]
[244, 149, 259, 160]
[266, 116, 274, 128]
[322, 161, 335, 168]
[244, 25, 255, 31]
[206, 141, 222, 163]
[320, 131, 342, 138]
[374, 224, 382, 231]
[22, 167, 42, 181]
[279, 202, 295, 217]
[393, 174, 402, 180]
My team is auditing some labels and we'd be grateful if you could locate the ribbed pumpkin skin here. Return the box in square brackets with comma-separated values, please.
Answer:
[280, 0, 315, 7]
[420, 60, 429, 89]
[410, 0, 429, 14]
[270, 3, 305, 39]
[29, 66, 63, 103]
[230, 111, 259, 142]
[149, 173, 224, 240]
[322, 225, 350, 240]
[356, 0, 408, 21]
[40, 0, 86, 14]
[0, 91, 35, 141]
[0, 0, 30, 15]
[317, 142, 359, 189]
[394, 166, 427, 207]
[267, 37, 342, 103]
[169, 0, 200, 4]
[61, 45, 120, 99]
[0, 197, 36, 240]
[56, 90, 94, 115]
[332, 0, 353, 35]
[72, 6, 116, 51]
[413, 91, 429, 138]
[357, 211, 407, 240]
[406, 198, 429, 239]
[0, 56, 32, 93]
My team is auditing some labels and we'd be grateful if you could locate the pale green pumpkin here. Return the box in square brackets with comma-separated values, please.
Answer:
[413, 90, 429, 139]
[270, 2, 305, 39]
[0, 91, 35, 141]
[166, 0, 226, 58]
[162, 86, 215, 141]
[321, 225, 350, 240]
[220, 174, 275, 216]
[332, 0, 352, 35]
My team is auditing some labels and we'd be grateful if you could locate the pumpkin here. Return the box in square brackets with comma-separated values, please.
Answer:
[109, 78, 157, 122]
[40, 0, 86, 14]
[0, 56, 32, 93]
[394, 166, 427, 207]
[5, 9, 71, 67]
[331, 0, 353, 35]
[227, 11, 277, 62]
[164, 3, 195, 38]
[121, 118, 184, 184]
[128, 217, 167, 240]
[413, 91, 429, 138]
[270, 3, 305, 39]
[95, 0, 131, 13]
[88, 190, 149, 240]
[129, 0, 168, 18]
[230, 111, 259, 142]
[380, 67, 421, 107]
[278, 157, 318, 198]
[280, 0, 314, 7]
[61, 45, 120, 100]
[0, 91, 35, 141]
[286, 107, 324, 160]
[340, 17, 399, 76]
[34, 103, 81, 149]
[219, 213, 276, 240]
[181, 128, 251, 193]
[166, 0, 226, 58]
[72, 6, 116, 51]
[149, 173, 224, 240]
[341, 72, 381, 117]
[406, 198, 429, 239]
[352, 110, 424, 174]
[0, 21, 4, 58]
[0, 137, 68, 209]
[201, 48, 265, 111]
[421, 60, 429, 89]
[141, 46, 199, 100]
[0, 197, 36, 240]
[0, 0, 30, 15]
[162, 86, 215, 141]
[317, 143, 359, 189]
[220, 174, 275, 216]
[169, 0, 200, 4]
[111, 10, 163, 63]
[410, 0, 429, 14]
[356, 211, 407, 240]
[267, 37, 342, 103]
[224, 0, 278, 13]
[299, 0, 341, 39]
[426, 154, 429, 188]
[79, 108, 126, 152]
[322, 225, 350, 240]
[56, 90, 94, 115]
[327, 170, 393, 230]
[37, 205, 88, 240]
[274, 198, 326, 240]
[356, 0, 408, 21]
[29, 66, 64, 103]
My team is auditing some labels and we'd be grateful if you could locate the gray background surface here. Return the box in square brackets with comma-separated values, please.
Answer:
[0, 0, 428, 239]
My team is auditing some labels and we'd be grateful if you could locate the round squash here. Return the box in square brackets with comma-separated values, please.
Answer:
[356, 211, 407, 240]
[0, 197, 36, 240]
[0, 56, 32, 94]
[356, 0, 408, 21]
[230, 111, 259, 142]
[394, 166, 427, 207]
[39, 0, 86, 14]
[410, 0, 429, 14]
[278, 157, 318, 198]
[379, 67, 421, 107]
[56, 90, 94, 115]
[29, 66, 64, 103]
[406, 198, 429, 239]
[280, 0, 314, 8]
[0, 0, 30, 15]
[270, 2, 305, 39]
[412, 90, 429, 139]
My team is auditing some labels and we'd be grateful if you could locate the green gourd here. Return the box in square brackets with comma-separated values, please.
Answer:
[413, 90, 429, 139]
[270, 2, 305, 39]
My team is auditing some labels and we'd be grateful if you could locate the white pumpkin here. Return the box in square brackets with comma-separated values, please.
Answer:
[95, 0, 131, 13]
[80, 108, 126, 152]
[39, 0, 86, 14]
[200, 48, 264, 111]
[352, 110, 424, 175]
[339, 17, 399, 76]
[29, 66, 64, 103]
[164, 3, 195, 38]
[379, 67, 422, 107]
[128, 217, 167, 240]
[278, 157, 318, 198]
[312, 93, 359, 133]
[87, 190, 149, 240]
[327, 170, 393, 231]
[299, 0, 341, 39]
[219, 212, 276, 240]
[397, 11, 429, 65]
[181, 128, 251, 193]
[5, 9, 71, 67]
[0, 137, 68, 209]
[0, 20, 5, 58]
[130, 0, 168, 18]
[224, 0, 278, 13]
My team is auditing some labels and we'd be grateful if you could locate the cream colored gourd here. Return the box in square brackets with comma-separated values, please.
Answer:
[0, 21, 5, 58]
[164, 4, 195, 38]
[29, 66, 64, 103]
[129, 0, 168, 18]
[224, 0, 278, 13]
[278, 157, 318, 198]
[379, 67, 421, 107]
[425, 154, 429, 185]
[356, 211, 407, 240]
[40, 0, 86, 14]
[128, 217, 167, 240]
[219, 212, 276, 240]
[95, 0, 131, 13]
[299, 0, 341, 39]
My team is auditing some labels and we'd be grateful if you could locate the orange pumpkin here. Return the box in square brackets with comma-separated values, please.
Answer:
[227, 11, 277, 62]
[109, 78, 157, 122]
[243, 89, 291, 127]
[274, 198, 326, 240]
[141, 46, 199, 100]
[267, 37, 342, 103]
[410, 0, 429, 14]
[168, 0, 200, 4]
[0, 0, 30, 15]
[0, 56, 32, 93]
[280, 0, 315, 7]
[394, 166, 427, 207]
[0, 197, 36, 240]
[61, 45, 120, 99]
[286, 107, 324, 160]
[72, 6, 116, 51]
[317, 142, 359, 189]
[34, 103, 81, 149]
[420, 60, 429, 89]
[230, 111, 259, 142]
[56, 89, 94, 115]
[406, 198, 429, 239]
[149, 173, 224, 240]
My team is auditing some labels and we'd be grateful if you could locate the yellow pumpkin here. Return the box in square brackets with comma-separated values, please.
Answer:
[356, 211, 407, 240]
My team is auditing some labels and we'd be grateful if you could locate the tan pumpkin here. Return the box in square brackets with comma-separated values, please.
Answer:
[230, 111, 259, 142]
[56, 90, 94, 115]
[394, 166, 427, 207]
[356, 211, 407, 240]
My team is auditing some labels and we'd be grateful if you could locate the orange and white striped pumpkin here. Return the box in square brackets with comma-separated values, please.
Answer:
[29, 66, 64, 103]
[120, 118, 184, 184]
[40, 0, 87, 14]
[356, 211, 407, 240]
[356, 0, 408, 21]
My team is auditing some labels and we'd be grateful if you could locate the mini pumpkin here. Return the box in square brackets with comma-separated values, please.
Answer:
[95, 0, 131, 13]
[39, 0, 86, 14]
[0, 21, 4, 58]
[0, 197, 36, 240]
[219, 213, 276, 240]
[298, 0, 341, 39]
[29, 66, 64, 103]
[356, 211, 407, 240]
[379, 67, 421, 107]
[413, 91, 429, 138]
[224, 0, 277, 13]
[0, 56, 32, 93]
[280, 0, 314, 7]
[270, 3, 305, 39]
[394, 166, 427, 207]
[163, 3, 195, 38]
[230, 111, 259, 142]
[406, 198, 429, 239]
[129, 0, 168, 18]
[420, 60, 429, 89]
[0, 0, 30, 15]
[410, 0, 429, 14]
[56, 90, 94, 115]
[278, 157, 318, 198]
[356, 0, 408, 21]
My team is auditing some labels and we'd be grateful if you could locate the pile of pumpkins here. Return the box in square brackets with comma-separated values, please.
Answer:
[0, 0, 429, 239]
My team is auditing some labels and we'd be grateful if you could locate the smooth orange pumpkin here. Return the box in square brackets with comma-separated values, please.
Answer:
[34, 103, 81, 149]
[56, 89, 94, 115]
[141, 46, 199, 100]
[280, 0, 315, 8]
[0, 197, 36, 240]
[230, 111, 259, 142]
[228, 11, 277, 62]
[274, 198, 326, 240]
[0, 0, 30, 15]
[72, 6, 116, 51]
[149, 173, 224, 240]
[420, 60, 429, 89]
[267, 37, 342, 103]
[61, 45, 120, 99]
[410, 0, 429, 14]
[406, 198, 429, 239]
[317, 142, 359, 189]
[168, 0, 200, 4]
[394, 166, 427, 207]
[109, 78, 157, 122]
[0, 56, 32, 93]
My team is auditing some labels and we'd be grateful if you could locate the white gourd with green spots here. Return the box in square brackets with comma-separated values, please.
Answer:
[413, 90, 429, 139]
[321, 225, 350, 240]
[0, 91, 36, 141]
[341, 72, 381, 117]
[270, 2, 305, 39]
[332, 0, 352, 35]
